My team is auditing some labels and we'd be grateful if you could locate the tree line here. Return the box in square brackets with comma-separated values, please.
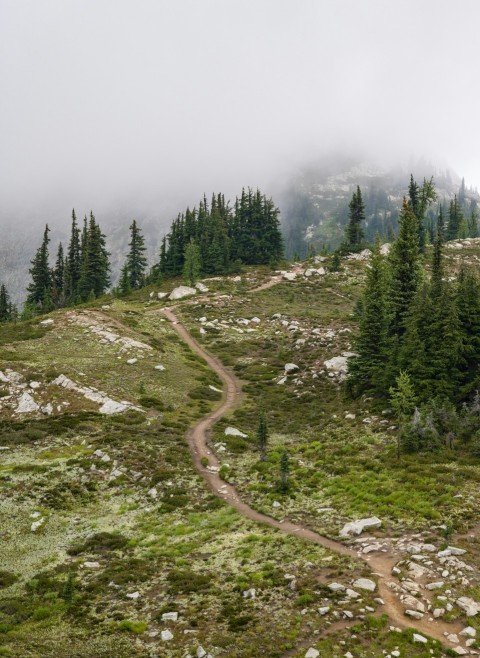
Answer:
[1, 187, 283, 318]
[149, 188, 283, 283]
[346, 175, 480, 455]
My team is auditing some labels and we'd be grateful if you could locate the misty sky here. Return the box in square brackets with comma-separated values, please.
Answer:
[2, 0, 480, 219]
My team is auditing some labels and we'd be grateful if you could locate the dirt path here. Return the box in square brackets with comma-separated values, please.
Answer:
[161, 307, 468, 653]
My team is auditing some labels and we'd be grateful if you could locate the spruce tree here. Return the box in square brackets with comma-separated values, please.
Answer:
[279, 450, 290, 492]
[345, 186, 365, 249]
[389, 371, 417, 458]
[52, 242, 65, 307]
[0, 285, 12, 322]
[183, 239, 201, 286]
[118, 263, 131, 295]
[64, 209, 81, 302]
[389, 199, 421, 337]
[457, 266, 480, 397]
[446, 196, 463, 241]
[126, 220, 147, 289]
[26, 225, 52, 311]
[347, 239, 390, 397]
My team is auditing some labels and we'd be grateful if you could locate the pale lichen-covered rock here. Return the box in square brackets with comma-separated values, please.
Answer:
[195, 282, 209, 293]
[456, 596, 480, 616]
[284, 363, 299, 373]
[169, 286, 197, 300]
[162, 612, 178, 622]
[225, 427, 247, 438]
[353, 578, 376, 592]
[305, 649, 320, 658]
[340, 516, 382, 537]
[161, 630, 173, 641]
[16, 392, 40, 414]
[413, 633, 427, 643]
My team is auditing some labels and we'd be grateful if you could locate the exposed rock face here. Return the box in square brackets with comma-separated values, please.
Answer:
[169, 286, 197, 300]
[52, 374, 140, 415]
[16, 392, 39, 414]
[339, 516, 382, 537]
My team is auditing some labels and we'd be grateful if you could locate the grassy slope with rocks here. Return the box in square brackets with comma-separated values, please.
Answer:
[1, 247, 480, 657]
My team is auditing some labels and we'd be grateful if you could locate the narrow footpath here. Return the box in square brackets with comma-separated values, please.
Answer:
[161, 306, 468, 654]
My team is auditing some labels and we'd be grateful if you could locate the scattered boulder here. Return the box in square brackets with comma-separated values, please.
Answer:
[413, 634, 428, 644]
[305, 650, 319, 658]
[353, 578, 376, 592]
[225, 427, 247, 438]
[340, 516, 382, 537]
[283, 272, 297, 281]
[161, 630, 173, 641]
[456, 596, 480, 616]
[162, 612, 178, 622]
[195, 282, 209, 293]
[126, 358, 137, 365]
[284, 363, 299, 373]
[169, 286, 197, 301]
[328, 582, 346, 592]
[31, 518, 45, 532]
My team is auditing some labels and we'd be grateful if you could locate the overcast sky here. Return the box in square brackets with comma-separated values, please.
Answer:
[1, 0, 480, 220]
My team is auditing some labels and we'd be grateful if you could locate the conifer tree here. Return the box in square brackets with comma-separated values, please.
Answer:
[78, 213, 110, 300]
[446, 195, 463, 241]
[64, 209, 81, 302]
[457, 266, 480, 396]
[183, 239, 201, 286]
[389, 199, 421, 337]
[52, 242, 65, 307]
[126, 220, 147, 289]
[0, 285, 12, 322]
[26, 225, 52, 311]
[389, 371, 417, 458]
[279, 450, 290, 492]
[347, 239, 390, 396]
[118, 263, 131, 295]
[345, 186, 365, 249]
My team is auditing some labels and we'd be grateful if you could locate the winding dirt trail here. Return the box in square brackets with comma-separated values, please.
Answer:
[161, 306, 468, 653]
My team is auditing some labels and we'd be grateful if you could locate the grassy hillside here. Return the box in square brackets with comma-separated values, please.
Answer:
[1, 248, 480, 657]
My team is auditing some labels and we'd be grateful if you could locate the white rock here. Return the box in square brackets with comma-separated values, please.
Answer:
[83, 561, 100, 569]
[456, 596, 480, 616]
[447, 634, 459, 643]
[460, 626, 476, 638]
[225, 427, 247, 438]
[452, 647, 468, 656]
[412, 634, 427, 643]
[162, 612, 178, 622]
[161, 630, 173, 641]
[157, 292, 167, 299]
[251, 317, 261, 323]
[283, 272, 297, 281]
[284, 363, 299, 373]
[169, 286, 197, 300]
[277, 377, 287, 385]
[155, 365, 165, 371]
[318, 606, 330, 616]
[197, 648, 207, 658]
[195, 282, 209, 292]
[31, 518, 45, 532]
[126, 358, 137, 365]
[425, 581, 444, 590]
[243, 588, 256, 599]
[148, 487, 158, 498]
[29, 381, 41, 389]
[16, 392, 39, 414]
[346, 588, 360, 599]
[352, 577, 376, 592]
[405, 608, 424, 620]
[305, 650, 319, 658]
[126, 591, 140, 599]
[433, 608, 445, 618]
[273, 501, 281, 508]
[328, 582, 346, 592]
[41, 403, 53, 415]
[345, 413, 356, 420]
[40, 318, 54, 325]
[340, 517, 382, 537]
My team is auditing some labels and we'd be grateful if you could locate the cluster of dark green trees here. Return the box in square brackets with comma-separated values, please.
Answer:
[347, 176, 480, 454]
[0, 284, 16, 323]
[25, 213, 110, 314]
[151, 189, 283, 281]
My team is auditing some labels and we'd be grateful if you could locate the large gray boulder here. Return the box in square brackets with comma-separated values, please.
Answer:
[340, 516, 382, 537]
[169, 286, 197, 300]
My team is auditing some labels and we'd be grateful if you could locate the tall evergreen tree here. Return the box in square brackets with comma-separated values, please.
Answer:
[446, 195, 463, 241]
[183, 239, 201, 286]
[257, 408, 269, 461]
[457, 266, 480, 397]
[78, 213, 110, 300]
[126, 220, 147, 289]
[345, 186, 365, 249]
[389, 199, 422, 337]
[347, 239, 390, 397]
[26, 225, 52, 311]
[64, 209, 81, 302]
[52, 242, 65, 307]
[0, 285, 13, 322]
